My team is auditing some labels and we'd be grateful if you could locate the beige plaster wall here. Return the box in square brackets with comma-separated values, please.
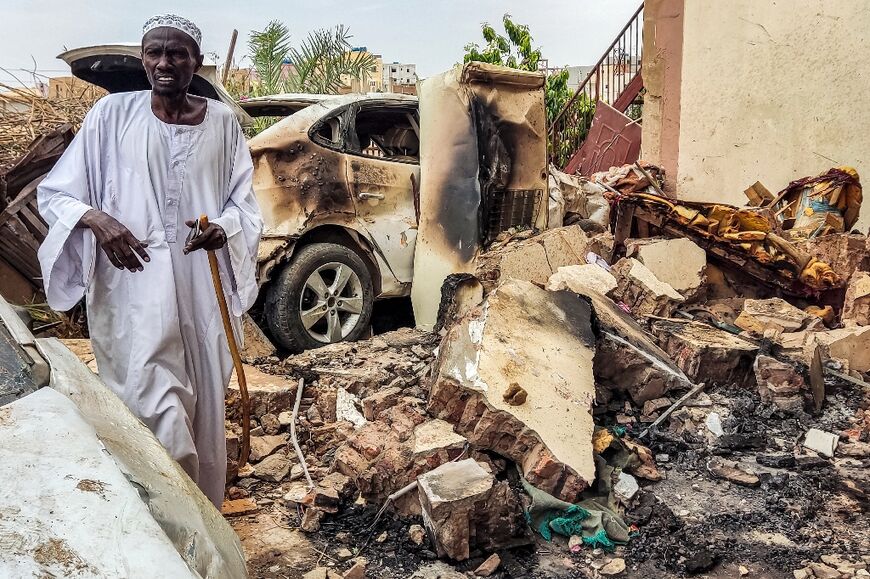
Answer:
[644, 0, 870, 232]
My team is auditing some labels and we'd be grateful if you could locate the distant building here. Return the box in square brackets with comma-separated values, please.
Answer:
[341, 47, 384, 93]
[383, 62, 417, 93]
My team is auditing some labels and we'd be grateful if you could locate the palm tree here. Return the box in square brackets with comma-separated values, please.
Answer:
[242, 21, 377, 133]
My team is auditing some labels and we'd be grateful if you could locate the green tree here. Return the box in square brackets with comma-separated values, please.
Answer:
[463, 15, 542, 71]
[239, 21, 377, 133]
[462, 15, 596, 167]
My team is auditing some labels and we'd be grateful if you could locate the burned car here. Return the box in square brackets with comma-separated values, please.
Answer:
[58, 47, 547, 352]
[244, 93, 421, 351]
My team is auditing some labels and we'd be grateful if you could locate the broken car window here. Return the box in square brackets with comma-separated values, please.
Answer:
[350, 106, 419, 164]
[311, 112, 344, 149]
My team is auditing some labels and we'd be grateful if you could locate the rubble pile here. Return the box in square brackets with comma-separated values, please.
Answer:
[220, 163, 868, 578]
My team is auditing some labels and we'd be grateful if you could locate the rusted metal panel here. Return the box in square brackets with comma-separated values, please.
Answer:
[565, 101, 641, 176]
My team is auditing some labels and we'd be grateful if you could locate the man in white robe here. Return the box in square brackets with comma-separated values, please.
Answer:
[37, 15, 263, 508]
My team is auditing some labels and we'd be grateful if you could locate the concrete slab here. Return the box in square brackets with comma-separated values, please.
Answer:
[428, 279, 597, 501]
[546, 264, 618, 297]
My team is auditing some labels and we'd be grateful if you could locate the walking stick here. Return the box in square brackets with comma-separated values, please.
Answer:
[194, 214, 251, 468]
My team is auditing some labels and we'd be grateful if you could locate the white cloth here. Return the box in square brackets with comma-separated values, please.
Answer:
[37, 91, 263, 508]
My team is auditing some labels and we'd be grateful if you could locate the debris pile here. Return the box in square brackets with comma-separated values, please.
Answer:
[223, 161, 868, 578]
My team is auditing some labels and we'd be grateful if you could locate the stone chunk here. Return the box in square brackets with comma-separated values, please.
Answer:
[343, 561, 366, 579]
[807, 562, 842, 579]
[613, 472, 639, 503]
[412, 420, 466, 456]
[754, 355, 806, 414]
[600, 558, 626, 575]
[361, 387, 403, 421]
[241, 314, 277, 359]
[228, 365, 298, 419]
[418, 460, 493, 561]
[253, 452, 291, 482]
[611, 258, 685, 317]
[260, 413, 280, 435]
[803, 428, 839, 457]
[546, 264, 618, 297]
[249, 434, 288, 462]
[474, 225, 612, 293]
[302, 485, 340, 513]
[843, 271, 870, 326]
[408, 524, 426, 545]
[417, 460, 526, 561]
[651, 319, 758, 386]
[588, 290, 688, 404]
[221, 497, 259, 516]
[428, 279, 597, 501]
[642, 398, 672, 416]
[300, 508, 324, 533]
[706, 458, 760, 487]
[735, 298, 823, 339]
[811, 325, 870, 372]
[628, 237, 707, 300]
[474, 554, 501, 577]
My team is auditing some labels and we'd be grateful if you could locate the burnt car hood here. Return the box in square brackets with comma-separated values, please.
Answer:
[239, 93, 333, 118]
[59, 44, 252, 126]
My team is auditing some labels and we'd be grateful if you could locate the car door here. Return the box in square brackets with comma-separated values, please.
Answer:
[345, 101, 420, 286]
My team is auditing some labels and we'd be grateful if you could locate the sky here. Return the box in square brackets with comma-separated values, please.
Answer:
[0, 0, 640, 87]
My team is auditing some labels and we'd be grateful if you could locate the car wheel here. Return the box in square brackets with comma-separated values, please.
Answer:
[265, 242, 375, 352]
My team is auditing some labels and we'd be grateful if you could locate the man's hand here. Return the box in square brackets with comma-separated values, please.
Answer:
[184, 219, 227, 254]
[79, 209, 150, 272]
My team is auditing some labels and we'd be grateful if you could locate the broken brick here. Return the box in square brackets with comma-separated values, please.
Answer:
[611, 257, 685, 318]
[651, 319, 758, 386]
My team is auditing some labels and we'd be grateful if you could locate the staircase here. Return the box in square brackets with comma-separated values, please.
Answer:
[549, 3, 644, 170]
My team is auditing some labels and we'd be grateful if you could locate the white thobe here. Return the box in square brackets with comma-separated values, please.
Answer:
[37, 91, 263, 508]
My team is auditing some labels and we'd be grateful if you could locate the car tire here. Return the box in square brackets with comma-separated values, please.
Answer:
[265, 242, 375, 352]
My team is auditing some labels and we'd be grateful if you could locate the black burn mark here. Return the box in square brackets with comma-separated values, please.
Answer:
[263, 141, 354, 221]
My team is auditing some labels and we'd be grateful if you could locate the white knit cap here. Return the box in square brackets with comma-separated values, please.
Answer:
[142, 14, 202, 49]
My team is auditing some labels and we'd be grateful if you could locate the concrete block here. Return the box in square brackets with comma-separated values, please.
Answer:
[811, 325, 870, 373]
[417, 459, 527, 561]
[546, 264, 618, 297]
[613, 472, 639, 503]
[629, 237, 707, 300]
[361, 386, 403, 421]
[754, 355, 806, 414]
[474, 225, 612, 293]
[611, 258, 685, 317]
[428, 279, 597, 501]
[803, 428, 839, 457]
[651, 319, 758, 386]
[735, 298, 823, 339]
[412, 419, 467, 456]
[249, 434, 288, 462]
